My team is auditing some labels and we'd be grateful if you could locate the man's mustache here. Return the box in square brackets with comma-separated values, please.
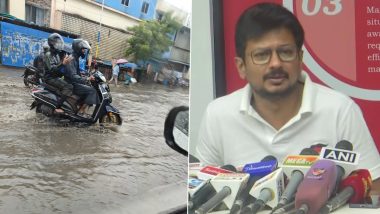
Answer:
[263, 69, 289, 80]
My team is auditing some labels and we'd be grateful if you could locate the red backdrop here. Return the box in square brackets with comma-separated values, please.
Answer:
[220, 0, 380, 152]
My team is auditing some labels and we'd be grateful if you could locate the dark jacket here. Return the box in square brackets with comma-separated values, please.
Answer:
[43, 51, 65, 80]
[64, 53, 87, 85]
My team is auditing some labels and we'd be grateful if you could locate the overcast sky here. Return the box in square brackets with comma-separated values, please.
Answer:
[164, 0, 191, 13]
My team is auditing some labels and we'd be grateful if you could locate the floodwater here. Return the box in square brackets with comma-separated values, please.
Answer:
[0, 66, 189, 214]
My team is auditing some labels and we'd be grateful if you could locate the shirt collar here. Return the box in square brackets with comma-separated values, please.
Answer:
[239, 71, 315, 116]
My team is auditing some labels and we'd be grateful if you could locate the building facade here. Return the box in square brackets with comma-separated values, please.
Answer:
[94, 0, 157, 21]
[154, 0, 190, 83]
[0, 0, 189, 74]
[51, 0, 156, 60]
[0, 1, 76, 67]
[1, 0, 158, 61]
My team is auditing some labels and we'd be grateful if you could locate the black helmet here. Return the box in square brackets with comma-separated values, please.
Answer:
[72, 39, 91, 57]
[47, 33, 64, 51]
[63, 43, 73, 54]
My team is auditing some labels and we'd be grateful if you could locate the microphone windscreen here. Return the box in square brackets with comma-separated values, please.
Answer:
[262, 155, 277, 162]
[260, 155, 278, 169]
[310, 143, 327, 154]
[300, 148, 319, 155]
[336, 140, 353, 151]
[339, 169, 372, 203]
[295, 160, 337, 214]
[221, 164, 237, 172]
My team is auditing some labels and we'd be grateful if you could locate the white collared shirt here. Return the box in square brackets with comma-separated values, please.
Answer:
[196, 71, 380, 179]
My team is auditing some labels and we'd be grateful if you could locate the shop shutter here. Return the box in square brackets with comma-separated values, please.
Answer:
[61, 13, 131, 60]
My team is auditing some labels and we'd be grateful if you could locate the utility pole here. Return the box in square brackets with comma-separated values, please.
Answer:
[96, 0, 105, 58]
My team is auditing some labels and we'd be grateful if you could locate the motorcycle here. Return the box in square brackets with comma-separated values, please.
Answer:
[30, 70, 122, 125]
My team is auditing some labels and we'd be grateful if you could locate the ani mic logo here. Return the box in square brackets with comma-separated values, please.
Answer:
[322, 149, 358, 163]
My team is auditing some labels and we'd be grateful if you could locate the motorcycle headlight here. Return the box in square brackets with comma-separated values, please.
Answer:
[94, 71, 107, 83]
[100, 75, 106, 83]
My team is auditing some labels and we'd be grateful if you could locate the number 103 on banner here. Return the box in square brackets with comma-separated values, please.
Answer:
[284, 0, 380, 100]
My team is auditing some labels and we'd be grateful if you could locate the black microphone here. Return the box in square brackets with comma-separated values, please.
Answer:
[319, 140, 359, 195]
[189, 179, 216, 211]
[334, 140, 353, 192]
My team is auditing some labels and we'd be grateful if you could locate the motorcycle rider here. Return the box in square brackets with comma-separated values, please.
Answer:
[78, 41, 91, 76]
[33, 42, 49, 73]
[64, 39, 99, 117]
[43, 33, 74, 114]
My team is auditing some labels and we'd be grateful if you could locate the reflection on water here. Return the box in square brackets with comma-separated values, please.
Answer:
[0, 69, 188, 214]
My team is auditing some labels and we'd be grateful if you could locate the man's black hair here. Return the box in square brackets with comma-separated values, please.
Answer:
[235, 3, 304, 61]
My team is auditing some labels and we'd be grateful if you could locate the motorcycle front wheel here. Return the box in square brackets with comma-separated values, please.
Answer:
[24, 77, 30, 87]
[24, 75, 38, 87]
[100, 112, 122, 125]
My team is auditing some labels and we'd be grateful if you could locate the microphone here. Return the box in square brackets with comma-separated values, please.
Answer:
[295, 159, 338, 214]
[222, 164, 238, 172]
[310, 143, 327, 154]
[319, 169, 372, 214]
[343, 169, 372, 203]
[319, 140, 360, 196]
[188, 179, 215, 211]
[189, 162, 203, 178]
[189, 165, 237, 211]
[276, 148, 319, 210]
[230, 156, 278, 214]
[271, 201, 295, 214]
[189, 178, 209, 198]
[197, 165, 235, 180]
[242, 168, 285, 214]
[195, 172, 250, 214]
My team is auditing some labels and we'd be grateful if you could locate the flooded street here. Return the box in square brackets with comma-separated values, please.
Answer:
[0, 66, 188, 214]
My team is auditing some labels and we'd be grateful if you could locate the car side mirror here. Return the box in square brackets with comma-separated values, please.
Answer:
[164, 106, 189, 156]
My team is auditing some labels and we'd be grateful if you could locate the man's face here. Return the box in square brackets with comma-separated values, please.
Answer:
[235, 28, 303, 98]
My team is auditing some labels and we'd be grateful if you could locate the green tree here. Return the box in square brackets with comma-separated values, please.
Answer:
[125, 12, 181, 66]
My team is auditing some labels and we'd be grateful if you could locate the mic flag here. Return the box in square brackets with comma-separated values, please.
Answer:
[277, 149, 319, 209]
[319, 146, 359, 179]
[197, 165, 235, 180]
[249, 168, 285, 209]
[295, 159, 338, 214]
[195, 173, 249, 214]
[230, 156, 277, 214]
[281, 155, 319, 179]
[210, 173, 249, 209]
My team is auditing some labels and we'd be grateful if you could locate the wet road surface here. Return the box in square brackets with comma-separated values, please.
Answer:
[0, 66, 188, 214]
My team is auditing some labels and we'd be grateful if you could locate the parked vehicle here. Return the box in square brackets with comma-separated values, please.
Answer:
[22, 65, 43, 87]
[30, 70, 122, 125]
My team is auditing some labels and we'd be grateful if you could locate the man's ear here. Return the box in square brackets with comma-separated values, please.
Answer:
[298, 50, 304, 63]
[235, 57, 247, 80]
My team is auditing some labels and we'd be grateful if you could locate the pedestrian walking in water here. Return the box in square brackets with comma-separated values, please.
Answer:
[109, 59, 120, 87]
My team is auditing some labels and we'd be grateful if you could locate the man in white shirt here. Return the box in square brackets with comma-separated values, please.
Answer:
[195, 3, 380, 186]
